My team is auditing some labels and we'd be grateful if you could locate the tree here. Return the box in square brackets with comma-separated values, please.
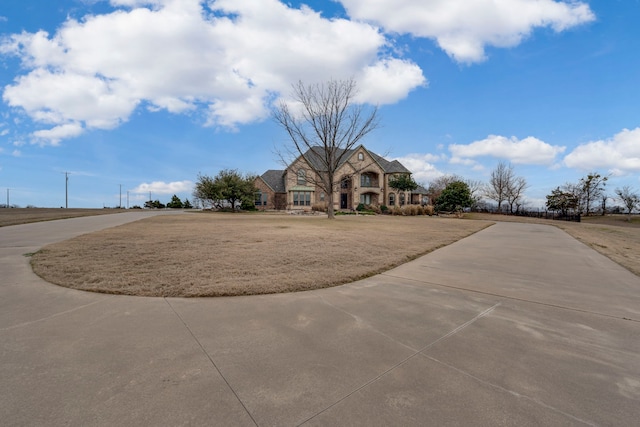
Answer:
[426, 175, 462, 206]
[182, 198, 193, 209]
[615, 186, 639, 220]
[546, 186, 579, 216]
[193, 174, 217, 209]
[484, 162, 515, 213]
[273, 79, 379, 219]
[505, 176, 528, 214]
[166, 194, 183, 209]
[435, 181, 473, 212]
[145, 200, 165, 209]
[579, 172, 608, 216]
[388, 174, 418, 192]
[193, 169, 257, 211]
[427, 175, 484, 210]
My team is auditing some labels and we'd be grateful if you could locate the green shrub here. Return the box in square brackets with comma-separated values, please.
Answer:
[356, 203, 365, 212]
[380, 205, 388, 213]
[241, 200, 257, 211]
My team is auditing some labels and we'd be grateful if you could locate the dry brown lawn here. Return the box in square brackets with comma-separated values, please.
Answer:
[31, 213, 490, 297]
[467, 213, 640, 276]
[0, 208, 124, 227]
[29, 211, 640, 298]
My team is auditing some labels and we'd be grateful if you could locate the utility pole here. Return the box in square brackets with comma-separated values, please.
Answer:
[6, 188, 9, 208]
[127, 190, 129, 209]
[63, 172, 70, 208]
[119, 184, 122, 209]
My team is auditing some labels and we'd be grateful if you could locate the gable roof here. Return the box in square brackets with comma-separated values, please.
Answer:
[368, 152, 411, 174]
[259, 169, 286, 193]
[299, 145, 411, 174]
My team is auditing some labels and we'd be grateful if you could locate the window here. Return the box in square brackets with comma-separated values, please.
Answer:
[400, 193, 405, 206]
[341, 177, 351, 189]
[360, 172, 378, 188]
[358, 152, 364, 160]
[319, 192, 325, 202]
[297, 169, 306, 185]
[255, 191, 267, 206]
[360, 193, 372, 205]
[389, 193, 395, 206]
[293, 191, 311, 206]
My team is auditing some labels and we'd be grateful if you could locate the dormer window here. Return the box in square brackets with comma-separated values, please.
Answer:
[357, 152, 364, 161]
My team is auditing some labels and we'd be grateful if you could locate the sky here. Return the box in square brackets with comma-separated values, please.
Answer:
[0, 0, 638, 209]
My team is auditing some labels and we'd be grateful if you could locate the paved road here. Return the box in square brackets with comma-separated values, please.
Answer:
[1, 213, 639, 426]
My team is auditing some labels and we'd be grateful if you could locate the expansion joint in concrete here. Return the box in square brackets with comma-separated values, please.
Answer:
[163, 298, 259, 427]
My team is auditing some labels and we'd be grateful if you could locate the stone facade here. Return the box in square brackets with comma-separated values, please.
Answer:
[255, 145, 427, 211]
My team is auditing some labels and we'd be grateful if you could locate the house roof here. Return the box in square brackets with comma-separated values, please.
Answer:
[300, 145, 411, 174]
[413, 184, 429, 195]
[259, 169, 286, 193]
[368, 152, 411, 174]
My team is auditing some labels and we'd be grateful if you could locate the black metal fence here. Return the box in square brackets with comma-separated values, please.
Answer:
[474, 209, 581, 222]
[508, 210, 581, 222]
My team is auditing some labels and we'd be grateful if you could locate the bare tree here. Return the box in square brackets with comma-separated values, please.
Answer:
[505, 176, 528, 214]
[465, 178, 484, 210]
[484, 162, 516, 213]
[615, 186, 640, 220]
[273, 79, 379, 219]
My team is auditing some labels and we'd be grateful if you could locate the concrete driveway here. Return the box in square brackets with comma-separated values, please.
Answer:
[1, 213, 639, 426]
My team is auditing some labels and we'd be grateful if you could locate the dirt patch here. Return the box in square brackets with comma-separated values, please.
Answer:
[467, 213, 640, 276]
[0, 208, 126, 227]
[31, 213, 491, 297]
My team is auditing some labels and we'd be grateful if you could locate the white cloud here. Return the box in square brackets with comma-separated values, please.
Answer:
[1, 0, 425, 144]
[356, 59, 427, 104]
[449, 135, 565, 165]
[339, 0, 595, 63]
[393, 153, 446, 183]
[132, 180, 194, 195]
[563, 128, 640, 175]
[32, 123, 84, 146]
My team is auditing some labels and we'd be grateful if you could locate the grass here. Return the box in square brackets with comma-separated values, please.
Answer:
[19, 210, 640, 297]
[30, 213, 491, 297]
[0, 208, 125, 227]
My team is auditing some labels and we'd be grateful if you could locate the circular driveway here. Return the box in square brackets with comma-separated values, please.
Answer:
[1, 213, 639, 426]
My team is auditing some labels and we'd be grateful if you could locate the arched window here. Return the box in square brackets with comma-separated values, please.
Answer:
[358, 152, 364, 160]
[297, 169, 306, 185]
[389, 193, 395, 206]
[400, 193, 405, 206]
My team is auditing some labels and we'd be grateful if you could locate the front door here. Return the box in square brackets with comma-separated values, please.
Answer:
[340, 193, 348, 209]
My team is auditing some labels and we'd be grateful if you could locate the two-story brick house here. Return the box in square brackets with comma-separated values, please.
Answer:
[254, 145, 428, 211]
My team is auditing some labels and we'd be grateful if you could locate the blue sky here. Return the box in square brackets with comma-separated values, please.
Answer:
[0, 0, 638, 208]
